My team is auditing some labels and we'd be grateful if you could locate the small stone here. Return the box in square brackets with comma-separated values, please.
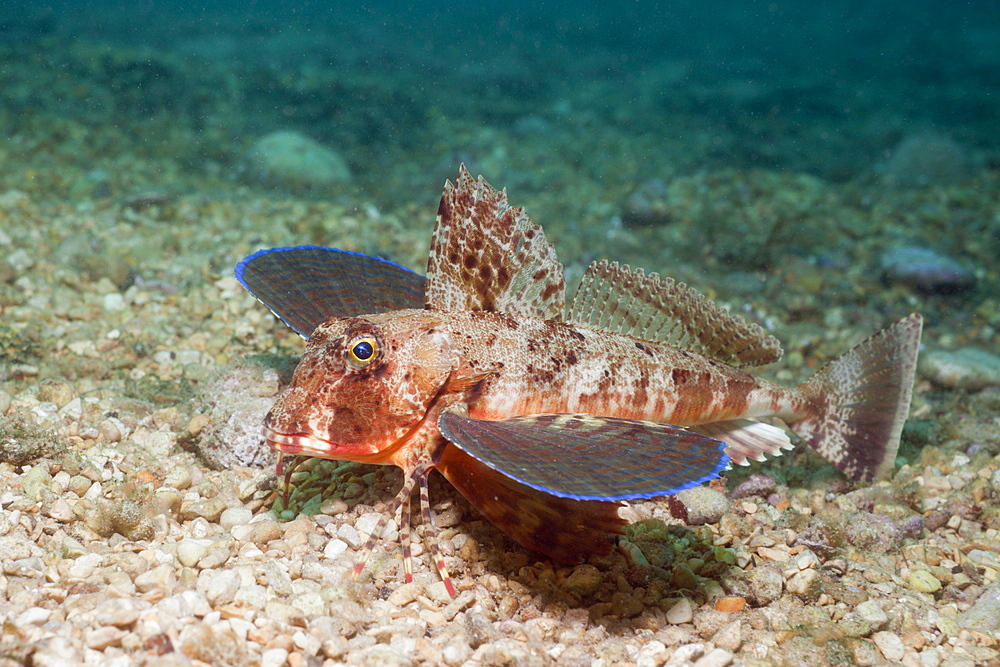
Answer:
[712, 620, 743, 652]
[714, 596, 746, 613]
[219, 507, 253, 530]
[43, 497, 75, 521]
[909, 569, 942, 593]
[880, 245, 975, 294]
[177, 539, 210, 567]
[785, 569, 821, 601]
[666, 598, 694, 624]
[21, 465, 53, 502]
[16, 607, 51, 625]
[205, 569, 241, 606]
[723, 565, 783, 606]
[134, 564, 177, 594]
[181, 497, 227, 522]
[336, 524, 362, 550]
[387, 582, 424, 607]
[669, 486, 731, 525]
[163, 466, 193, 490]
[61, 536, 87, 558]
[919, 347, 1000, 392]
[562, 564, 603, 597]
[68, 552, 103, 579]
[872, 631, 906, 662]
[244, 130, 352, 191]
[635, 640, 668, 667]
[855, 600, 889, 631]
[93, 598, 140, 626]
[261, 648, 289, 667]
[86, 626, 126, 650]
[692, 648, 734, 667]
[324, 538, 348, 559]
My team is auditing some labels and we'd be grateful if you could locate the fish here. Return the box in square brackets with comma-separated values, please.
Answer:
[235, 165, 922, 597]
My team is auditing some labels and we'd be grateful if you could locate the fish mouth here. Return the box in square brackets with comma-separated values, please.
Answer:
[263, 425, 339, 458]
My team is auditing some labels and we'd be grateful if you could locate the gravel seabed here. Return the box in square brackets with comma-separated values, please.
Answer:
[2, 183, 1000, 666]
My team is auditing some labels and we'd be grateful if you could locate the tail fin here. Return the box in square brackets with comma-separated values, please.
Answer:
[789, 314, 922, 481]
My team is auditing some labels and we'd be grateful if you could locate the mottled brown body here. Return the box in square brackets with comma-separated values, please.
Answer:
[242, 166, 922, 596]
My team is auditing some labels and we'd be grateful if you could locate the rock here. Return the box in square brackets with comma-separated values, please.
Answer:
[666, 598, 694, 624]
[21, 465, 53, 502]
[244, 130, 352, 191]
[879, 245, 975, 294]
[622, 178, 671, 227]
[880, 134, 971, 186]
[729, 473, 775, 500]
[722, 564, 783, 606]
[872, 631, 906, 662]
[562, 564, 603, 597]
[959, 581, 1000, 633]
[177, 539, 210, 567]
[669, 486, 731, 525]
[219, 506, 253, 530]
[854, 600, 889, 631]
[908, 569, 942, 593]
[785, 569, 821, 601]
[919, 347, 1000, 391]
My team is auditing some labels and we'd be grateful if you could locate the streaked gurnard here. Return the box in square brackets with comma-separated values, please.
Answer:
[236, 166, 922, 596]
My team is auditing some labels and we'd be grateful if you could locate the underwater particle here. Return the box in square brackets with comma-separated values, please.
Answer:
[879, 245, 975, 295]
[918, 347, 1000, 391]
[880, 134, 971, 186]
[244, 130, 352, 191]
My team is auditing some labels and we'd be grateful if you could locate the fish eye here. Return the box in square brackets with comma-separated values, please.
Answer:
[346, 336, 379, 368]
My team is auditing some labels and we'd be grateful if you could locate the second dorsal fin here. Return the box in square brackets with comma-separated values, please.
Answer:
[566, 260, 782, 368]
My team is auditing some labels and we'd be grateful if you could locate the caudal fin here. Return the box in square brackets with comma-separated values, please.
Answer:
[789, 314, 922, 481]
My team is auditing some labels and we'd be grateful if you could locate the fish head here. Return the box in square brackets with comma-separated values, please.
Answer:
[263, 309, 456, 464]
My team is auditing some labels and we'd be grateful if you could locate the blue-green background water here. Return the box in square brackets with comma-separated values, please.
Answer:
[2, 0, 998, 305]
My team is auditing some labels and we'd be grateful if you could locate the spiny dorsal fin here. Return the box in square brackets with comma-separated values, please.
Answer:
[566, 260, 783, 368]
[425, 165, 565, 320]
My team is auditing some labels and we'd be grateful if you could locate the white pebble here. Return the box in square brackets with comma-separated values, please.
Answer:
[260, 648, 289, 667]
[16, 607, 51, 625]
[666, 598, 693, 624]
[219, 507, 253, 530]
[102, 293, 126, 312]
[204, 569, 240, 606]
[68, 552, 103, 580]
[873, 631, 906, 662]
[636, 640, 668, 667]
[177, 539, 210, 567]
[324, 538, 348, 559]
[337, 524, 362, 549]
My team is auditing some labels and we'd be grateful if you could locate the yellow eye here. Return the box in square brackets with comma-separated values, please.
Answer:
[346, 336, 379, 368]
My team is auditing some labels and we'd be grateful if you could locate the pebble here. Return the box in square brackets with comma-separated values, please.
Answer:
[854, 600, 889, 631]
[666, 598, 694, 624]
[562, 564, 603, 597]
[86, 626, 126, 650]
[872, 631, 906, 662]
[177, 539, 210, 567]
[244, 130, 352, 190]
[785, 569, 821, 600]
[919, 347, 1000, 391]
[959, 581, 1000, 633]
[181, 497, 227, 523]
[21, 465, 53, 502]
[669, 486, 731, 525]
[219, 506, 253, 530]
[93, 598, 140, 626]
[204, 569, 240, 606]
[261, 648, 289, 667]
[909, 569, 943, 593]
[880, 245, 975, 294]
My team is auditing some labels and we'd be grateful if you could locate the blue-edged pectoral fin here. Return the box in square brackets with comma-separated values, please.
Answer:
[437, 411, 730, 502]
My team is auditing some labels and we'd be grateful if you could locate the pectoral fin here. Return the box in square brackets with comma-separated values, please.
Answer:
[437, 412, 729, 501]
[236, 245, 426, 338]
